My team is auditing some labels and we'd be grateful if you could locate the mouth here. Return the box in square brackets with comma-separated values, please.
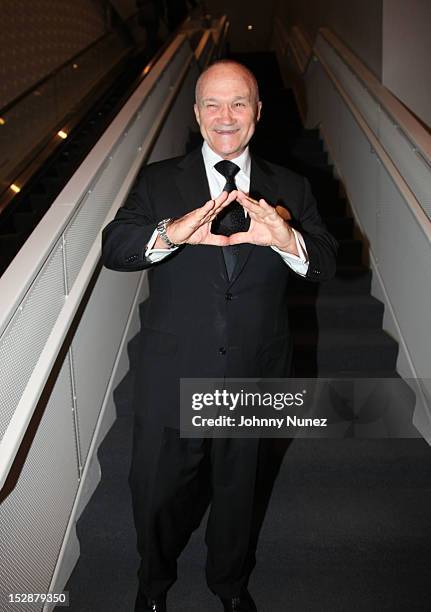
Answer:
[214, 129, 240, 135]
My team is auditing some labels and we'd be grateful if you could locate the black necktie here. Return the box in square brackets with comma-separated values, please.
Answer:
[211, 160, 246, 280]
[211, 160, 246, 236]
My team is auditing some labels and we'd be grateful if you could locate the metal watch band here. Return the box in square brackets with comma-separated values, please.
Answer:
[156, 218, 179, 248]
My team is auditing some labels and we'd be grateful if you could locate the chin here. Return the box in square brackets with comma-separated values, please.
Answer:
[214, 144, 242, 158]
[211, 139, 242, 157]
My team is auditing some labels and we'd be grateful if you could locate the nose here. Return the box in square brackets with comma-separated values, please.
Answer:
[218, 104, 234, 123]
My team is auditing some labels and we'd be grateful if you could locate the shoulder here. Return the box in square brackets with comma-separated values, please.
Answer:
[260, 158, 305, 185]
[144, 147, 203, 174]
[253, 154, 307, 192]
[139, 154, 185, 180]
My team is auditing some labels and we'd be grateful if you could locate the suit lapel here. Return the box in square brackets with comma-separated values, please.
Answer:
[228, 154, 279, 286]
[175, 148, 211, 214]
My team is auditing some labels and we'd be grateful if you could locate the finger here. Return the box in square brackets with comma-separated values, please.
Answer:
[200, 191, 230, 215]
[235, 191, 260, 206]
[198, 193, 229, 223]
[257, 197, 276, 212]
[241, 197, 279, 221]
[213, 190, 231, 206]
[202, 234, 231, 246]
[198, 199, 217, 219]
[211, 192, 236, 215]
[202, 196, 236, 224]
[204, 191, 238, 223]
[236, 192, 263, 209]
[237, 197, 266, 217]
[237, 193, 275, 215]
[217, 189, 238, 207]
[215, 191, 238, 211]
[227, 231, 251, 245]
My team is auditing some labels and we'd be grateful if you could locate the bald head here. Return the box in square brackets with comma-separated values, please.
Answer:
[193, 59, 262, 159]
[195, 60, 260, 106]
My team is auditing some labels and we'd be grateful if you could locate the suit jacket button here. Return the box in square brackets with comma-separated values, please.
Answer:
[225, 292, 233, 301]
[219, 347, 226, 355]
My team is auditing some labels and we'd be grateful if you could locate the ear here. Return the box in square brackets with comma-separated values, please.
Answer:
[256, 101, 262, 122]
[193, 103, 201, 126]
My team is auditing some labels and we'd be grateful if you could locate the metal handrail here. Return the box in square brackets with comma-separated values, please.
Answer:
[278, 22, 431, 232]
[280, 22, 431, 170]
[319, 29, 431, 168]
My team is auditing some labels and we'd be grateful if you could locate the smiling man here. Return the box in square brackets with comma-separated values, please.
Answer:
[102, 60, 337, 612]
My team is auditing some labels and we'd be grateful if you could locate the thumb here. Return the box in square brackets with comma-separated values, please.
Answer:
[227, 231, 249, 245]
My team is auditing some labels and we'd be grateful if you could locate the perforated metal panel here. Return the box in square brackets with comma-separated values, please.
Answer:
[376, 167, 431, 378]
[338, 103, 379, 246]
[304, 61, 320, 129]
[0, 354, 79, 611]
[319, 66, 342, 162]
[378, 111, 431, 217]
[64, 154, 133, 290]
[0, 243, 65, 441]
[316, 37, 380, 135]
[72, 268, 141, 466]
[149, 65, 199, 162]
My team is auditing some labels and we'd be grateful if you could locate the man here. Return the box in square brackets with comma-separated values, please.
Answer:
[102, 60, 337, 611]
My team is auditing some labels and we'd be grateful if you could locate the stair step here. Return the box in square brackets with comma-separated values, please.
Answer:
[287, 294, 384, 329]
[337, 239, 362, 265]
[323, 216, 354, 239]
[289, 151, 329, 167]
[307, 173, 339, 195]
[288, 138, 324, 155]
[301, 369, 401, 379]
[292, 329, 399, 371]
[316, 197, 346, 216]
[297, 128, 320, 141]
[289, 265, 372, 296]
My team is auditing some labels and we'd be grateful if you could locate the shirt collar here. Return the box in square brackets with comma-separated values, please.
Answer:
[202, 141, 251, 178]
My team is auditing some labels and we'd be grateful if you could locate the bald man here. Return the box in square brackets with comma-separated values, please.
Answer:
[102, 60, 337, 611]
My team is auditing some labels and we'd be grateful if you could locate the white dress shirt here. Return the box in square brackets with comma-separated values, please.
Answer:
[145, 142, 309, 276]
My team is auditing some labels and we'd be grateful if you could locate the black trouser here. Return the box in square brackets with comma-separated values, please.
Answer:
[128, 422, 261, 600]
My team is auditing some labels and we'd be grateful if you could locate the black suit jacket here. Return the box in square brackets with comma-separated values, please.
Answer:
[102, 148, 338, 426]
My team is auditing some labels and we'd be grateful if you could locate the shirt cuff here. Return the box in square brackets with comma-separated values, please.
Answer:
[271, 228, 309, 276]
[144, 227, 178, 263]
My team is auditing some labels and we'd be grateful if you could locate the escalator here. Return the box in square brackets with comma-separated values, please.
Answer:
[0, 46, 158, 276]
[60, 52, 431, 612]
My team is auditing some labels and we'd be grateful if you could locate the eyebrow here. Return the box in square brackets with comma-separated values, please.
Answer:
[201, 96, 250, 103]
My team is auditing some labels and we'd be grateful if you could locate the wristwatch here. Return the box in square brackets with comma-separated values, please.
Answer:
[156, 218, 179, 248]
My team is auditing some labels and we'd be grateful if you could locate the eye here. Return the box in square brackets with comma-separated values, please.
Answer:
[234, 102, 246, 108]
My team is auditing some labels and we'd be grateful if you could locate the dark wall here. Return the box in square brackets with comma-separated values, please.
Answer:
[274, 0, 383, 78]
